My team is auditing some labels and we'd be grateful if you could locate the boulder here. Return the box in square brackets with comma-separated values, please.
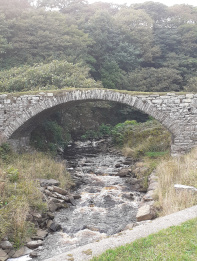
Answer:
[39, 179, 60, 187]
[26, 240, 43, 249]
[48, 199, 58, 212]
[12, 246, 31, 258]
[136, 205, 154, 222]
[30, 250, 38, 258]
[0, 248, 8, 261]
[36, 229, 48, 239]
[52, 186, 68, 195]
[48, 222, 62, 232]
[143, 190, 154, 202]
[0, 241, 13, 250]
[116, 168, 131, 177]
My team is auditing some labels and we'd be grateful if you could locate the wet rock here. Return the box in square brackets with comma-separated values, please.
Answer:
[0, 248, 8, 261]
[69, 196, 76, 206]
[115, 163, 121, 168]
[47, 212, 55, 220]
[117, 168, 131, 177]
[73, 194, 81, 199]
[136, 205, 154, 221]
[30, 250, 38, 258]
[11, 247, 25, 258]
[39, 179, 60, 187]
[26, 240, 43, 249]
[48, 222, 62, 232]
[0, 241, 13, 250]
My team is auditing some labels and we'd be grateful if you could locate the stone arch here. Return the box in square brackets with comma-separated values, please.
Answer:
[4, 90, 175, 139]
[1, 89, 195, 155]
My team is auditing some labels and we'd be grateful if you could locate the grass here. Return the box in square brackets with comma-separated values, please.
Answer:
[0, 144, 73, 247]
[91, 217, 197, 261]
[0, 86, 191, 98]
[155, 147, 197, 216]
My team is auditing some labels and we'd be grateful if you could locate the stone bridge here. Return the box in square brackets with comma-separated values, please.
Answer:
[0, 88, 197, 156]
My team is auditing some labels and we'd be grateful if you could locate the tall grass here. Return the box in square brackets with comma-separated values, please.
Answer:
[155, 148, 197, 216]
[0, 147, 73, 247]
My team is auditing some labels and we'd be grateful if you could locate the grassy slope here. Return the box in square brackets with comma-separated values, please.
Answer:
[91, 218, 197, 261]
[0, 146, 73, 247]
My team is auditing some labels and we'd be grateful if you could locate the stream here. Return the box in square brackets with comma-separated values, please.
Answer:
[9, 140, 144, 261]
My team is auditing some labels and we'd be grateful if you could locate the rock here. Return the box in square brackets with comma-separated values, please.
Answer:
[73, 194, 81, 199]
[143, 190, 154, 202]
[47, 220, 53, 228]
[30, 250, 38, 258]
[174, 184, 197, 193]
[128, 178, 140, 185]
[53, 192, 70, 201]
[123, 223, 134, 230]
[148, 182, 158, 191]
[117, 168, 131, 177]
[52, 186, 68, 195]
[69, 196, 76, 206]
[115, 163, 121, 168]
[32, 212, 42, 221]
[7, 249, 15, 257]
[47, 212, 55, 219]
[39, 179, 60, 187]
[49, 197, 65, 204]
[136, 205, 154, 222]
[26, 240, 43, 249]
[48, 222, 62, 232]
[37, 229, 48, 239]
[48, 199, 58, 212]
[0, 241, 13, 250]
[44, 189, 56, 198]
[12, 246, 32, 258]
[0, 248, 8, 261]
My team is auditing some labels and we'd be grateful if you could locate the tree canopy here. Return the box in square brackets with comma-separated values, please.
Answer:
[0, 0, 197, 92]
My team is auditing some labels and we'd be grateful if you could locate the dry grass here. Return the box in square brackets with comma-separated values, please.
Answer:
[155, 148, 197, 216]
[0, 148, 73, 247]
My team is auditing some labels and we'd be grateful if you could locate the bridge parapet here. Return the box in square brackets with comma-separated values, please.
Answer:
[0, 89, 197, 156]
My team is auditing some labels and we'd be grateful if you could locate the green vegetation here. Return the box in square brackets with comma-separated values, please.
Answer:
[0, 144, 73, 247]
[91, 218, 197, 261]
[0, 1, 197, 92]
[0, 60, 102, 92]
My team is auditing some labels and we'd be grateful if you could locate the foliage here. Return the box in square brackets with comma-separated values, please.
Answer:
[91, 218, 197, 261]
[0, 145, 73, 245]
[0, 60, 102, 92]
[0, 1, 197, 90]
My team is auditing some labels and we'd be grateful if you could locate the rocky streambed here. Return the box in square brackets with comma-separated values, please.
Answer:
[7, 139, 155, 261]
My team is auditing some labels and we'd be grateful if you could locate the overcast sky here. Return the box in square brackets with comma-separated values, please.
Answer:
[88, 0, 197, 7]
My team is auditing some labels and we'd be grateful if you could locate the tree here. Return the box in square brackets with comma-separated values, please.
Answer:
[125, 67, 183, 92]
[0, 10, 91, 68]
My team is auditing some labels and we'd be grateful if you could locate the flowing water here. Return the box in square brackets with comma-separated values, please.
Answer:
[8, 140, 143, 261]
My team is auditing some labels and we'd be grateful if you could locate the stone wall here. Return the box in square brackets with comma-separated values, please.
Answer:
[0, 89, 197, 155]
